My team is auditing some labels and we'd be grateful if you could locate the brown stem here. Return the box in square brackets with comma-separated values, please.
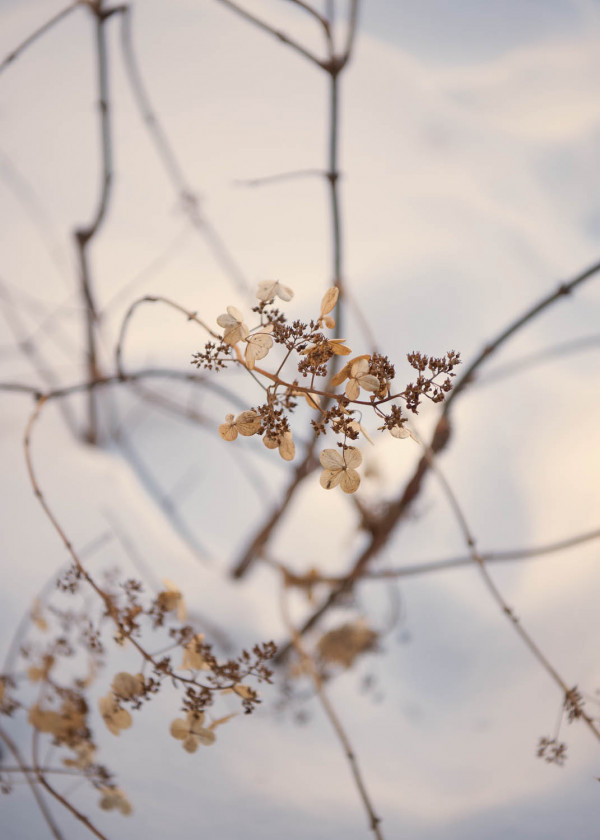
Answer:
[0, 2, 80, 76]
[280, 582, 385, 839]
[74, 2, 126, 444]
[0, 725, 66, 840]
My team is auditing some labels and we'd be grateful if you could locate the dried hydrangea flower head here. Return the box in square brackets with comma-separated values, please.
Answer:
[256, 280, 294, 302]
[98, 693, 133, 736]
[319, 447, 362, 493]
[219, 410, 261, 441]
[193, 282, 459, 493]
[245, 324, 274, 369]
[217, 305, 249, 346]
[170, 711, 216, 752]
[98, 786, 132, 816]
[263, 430, 295, 461]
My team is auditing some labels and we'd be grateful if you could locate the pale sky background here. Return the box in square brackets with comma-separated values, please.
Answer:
[1, 1, 600, 838]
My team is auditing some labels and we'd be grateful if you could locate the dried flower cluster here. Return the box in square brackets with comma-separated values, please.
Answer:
[193, 283, 460, 494]
[0, 573, 276, 819]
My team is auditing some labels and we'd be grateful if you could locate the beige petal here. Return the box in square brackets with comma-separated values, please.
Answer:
[357, 374, 380, 393]
[235, 410, 261, 436]
[320, 469, 342, 490]
[350, 358, 370, 377]
[276, 283, 294, 301]
[278, 431, 295, 461]
[343, 447, 363, 469]
[319, 449, 343, 470]
[194, 728, 216, 746]
[170, 718, 188, 740]
[340, 468, 360, 493]
[263, 435, 279, 450]
[330, 361, 352, 387]
[256, 281, 278, 301]
[329, 341, 351, 356]
[320, 286, 339, 316]
[112, 672, 144, 700]
[219, 415, 238, 441]
[322, 314, 335, 329]
[183, 735, 199, 753]
[345, 379, 360, 401]
[390, 426, 410, 439]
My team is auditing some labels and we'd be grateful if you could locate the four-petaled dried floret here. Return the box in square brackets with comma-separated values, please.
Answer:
[263, 430, 295, 461]
[98, 786, 132, 816]
[98, 693, 133, 736]
[111, 672, 145, 700]
[182, 634, 211, 671]
[219, 410, 261, 441]
[245, 324, 274, 369]
[158, 579, 187, 621]
[319, 447, 362, 493]
[217, 306, 249, 346]
[256, 280, 294, 302]
[170, 711, 216, 753]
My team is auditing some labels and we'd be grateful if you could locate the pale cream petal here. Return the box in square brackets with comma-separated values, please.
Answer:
[357, 374, 380, 393]
[216, 313, 236, 329]
[340, 468, 360, 493]
[276, 283, 294, 301]
[194, 729, 216, 746]
[345, 379, 360, 401]
[319, 449, 343, 470]
[320, 286, 339, 316]
[320, 469, 342, 490]
[390, 426, 410, 439]
[278, 431, 295, 461]
[343, 447, 363, 469]
[226, 305, 244, 321]
[350, 358, 370, 377]
[256, 281, 277, 301]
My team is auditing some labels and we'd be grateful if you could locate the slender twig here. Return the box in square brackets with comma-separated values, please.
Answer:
[115, 294, 220, 378]
[0, 725, 66, 840]
[214, 0, 326, 69]
[74, 2, 126, 444]
[229, 2, 360, 578]
[0, 1, 81, 76]
[279, 581, 385, 840]
[119, 6, 249, 295]
[363, 526, 600, 580]
[234, 168, 325, 188]
[420, 443, 600, 743]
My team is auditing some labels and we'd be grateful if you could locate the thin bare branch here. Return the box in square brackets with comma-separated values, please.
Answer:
[421, 443, 600, 743]
[234, 168, 325, 188]
[0, 1, 81, 76]
[279, 581, 385, 839]
[119, 6, 249, 295]
[0, 725, 66, 840]
[214, 0, 326, 69]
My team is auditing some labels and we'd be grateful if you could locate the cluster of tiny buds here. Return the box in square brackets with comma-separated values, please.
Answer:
[192, 281, 460, 494]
